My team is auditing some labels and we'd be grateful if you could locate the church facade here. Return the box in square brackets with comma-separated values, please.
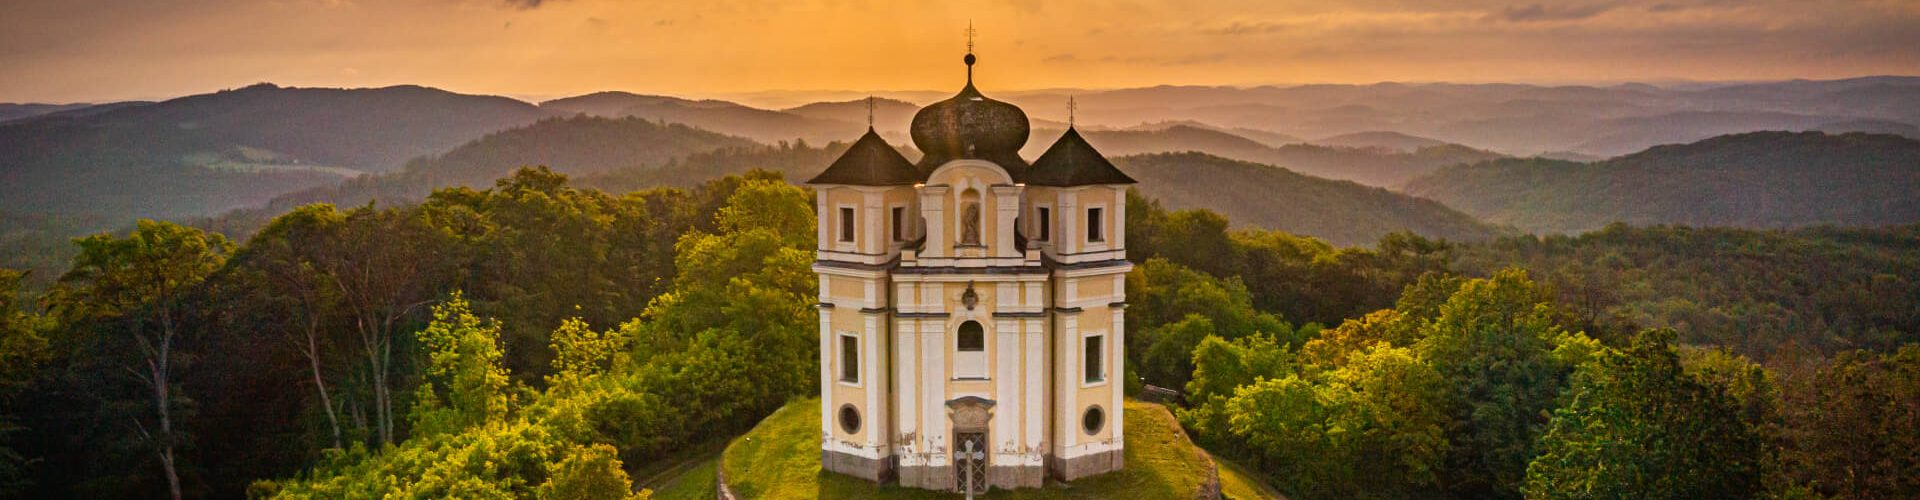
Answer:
[808, 51, 1136, 492]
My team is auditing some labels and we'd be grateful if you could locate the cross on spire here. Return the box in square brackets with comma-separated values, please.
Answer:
[966, 20, 976, 54]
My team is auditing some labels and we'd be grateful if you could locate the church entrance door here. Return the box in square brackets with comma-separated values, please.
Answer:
[955, 431, 988, 493]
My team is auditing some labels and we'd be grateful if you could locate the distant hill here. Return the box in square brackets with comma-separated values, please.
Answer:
[541, 91, 866, 145]
[581, 145, 1501, 247]
[1116, 152, 1499, 246]
[781, 98, 919, 132]
[239, 115, 759, 223]
[993, 76, 1920, 156]
[1025, 125, 1505, 188]
[1123, 120, 1305, 147]
[1816, 118, 1919, 138]
[1404, 131, 1920, 234]
[0, 103, 93, 123]
[1312, 131, 1449, 152]
[0, 83, 553, 221]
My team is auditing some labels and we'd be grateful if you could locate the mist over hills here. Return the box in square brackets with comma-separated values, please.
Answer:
[1312, 131, 1449, 152]
[540, 91, 878, 146]
[1117, 152, 1499, 246]
[5, 76, 1918, 248]
[1028, 125, 1505, 188]
[240, 115, 758, 222]
[985, 76, 1920, 156]
[0, 103, 93, 123]
[0, 83, 554, 221]
[1404, 131, 1920, 234]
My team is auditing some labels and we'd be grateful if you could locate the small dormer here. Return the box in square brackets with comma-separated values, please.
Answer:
[1024, 127, 1136, 264]
[807, 128, 921, 265]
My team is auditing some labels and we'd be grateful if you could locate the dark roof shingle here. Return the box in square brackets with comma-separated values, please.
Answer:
[1025, 128, 1136, 186]
[807, 128, 920, 186]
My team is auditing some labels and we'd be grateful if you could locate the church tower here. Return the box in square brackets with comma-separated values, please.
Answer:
[808, 47, 1136, 493]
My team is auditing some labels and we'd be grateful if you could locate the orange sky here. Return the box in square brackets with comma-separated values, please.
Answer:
[3, 0, 1917, 104]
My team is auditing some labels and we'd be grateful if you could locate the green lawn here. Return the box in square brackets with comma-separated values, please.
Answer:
[647, 456, 719, 500]
[721, 398, 1225, 499]
[1212, 453, 1285, 500]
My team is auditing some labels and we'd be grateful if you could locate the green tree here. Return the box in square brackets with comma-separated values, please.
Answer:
[411, 291, 512, 436]
[0, 268, 48, 495]
[547, 318, 631, 392]
[1524, 329, 1769, 498]
[1222, 344, 1447, 499]
[232, 204, 352, 449]
[1778, 345, 1920, 497]
[1180, 332, 1291, 441]
[47, 220, 232, 500]
[633, 178, 816, 405]
[1414, 268, 1581, 498]
[1127, 258, 1291, 388]
[536, 444, 646, 500]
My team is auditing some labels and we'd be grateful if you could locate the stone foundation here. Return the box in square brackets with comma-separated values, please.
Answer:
[897, 463, 951, 490]
[821, 449, 894, 483]
[1050, 449, 1124, 482]
[989, 463, 1047, 489]
[893, 462, 1045, 491]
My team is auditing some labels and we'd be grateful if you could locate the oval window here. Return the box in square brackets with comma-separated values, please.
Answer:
[839, 404, 862, 434]
[1082, 405, 1105, 435]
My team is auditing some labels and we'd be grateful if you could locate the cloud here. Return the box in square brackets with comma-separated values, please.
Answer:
[502, 0, 558, 9]
[1204, 21, 1290, 36]
[1489, 3, 1616, 22]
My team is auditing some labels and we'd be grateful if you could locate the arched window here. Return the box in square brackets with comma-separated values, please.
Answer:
[957, 321, 985, 352]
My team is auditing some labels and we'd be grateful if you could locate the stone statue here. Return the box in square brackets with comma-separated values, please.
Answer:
[961, 201, 981, 245]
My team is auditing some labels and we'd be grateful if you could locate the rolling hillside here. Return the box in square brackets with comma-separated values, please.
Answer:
[1025, 125, 1505, 188]
[1312, 131, 1449, 152]
[1404, 131, 1920, 234]
[541, 91, 865, 145]
[0, 83, 554, 221]
[1117, 152, 1500, 246]
[241, 115, 759, 221]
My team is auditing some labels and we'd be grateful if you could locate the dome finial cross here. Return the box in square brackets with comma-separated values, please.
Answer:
[964, 21, 977, 84]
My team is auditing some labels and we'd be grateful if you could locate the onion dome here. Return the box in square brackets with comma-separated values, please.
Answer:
[806, 128, 919, 186]
[1026, 127, 1136, 186]
[910, 53, 1031, 180]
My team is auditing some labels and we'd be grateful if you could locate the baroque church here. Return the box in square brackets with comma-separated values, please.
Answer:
[808, 48, 1136, 493]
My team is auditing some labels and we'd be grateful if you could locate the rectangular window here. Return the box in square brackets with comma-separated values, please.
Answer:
[1037, 207, 1051, 241]
[1085, 335, 1105, 383]
[1086, 207, 1104, 243]
[841, 334, 859, 383]
[891, 207, 906, 241]
[839, 207, 855, 243]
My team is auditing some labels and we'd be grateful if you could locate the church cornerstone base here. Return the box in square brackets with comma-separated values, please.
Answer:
[1050, 449, 1124, 482]
[821, 450, 894, 483]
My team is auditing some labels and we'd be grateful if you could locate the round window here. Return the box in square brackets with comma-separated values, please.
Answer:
[838, 404, 862, 434]
[1082, 405, 1105, 435]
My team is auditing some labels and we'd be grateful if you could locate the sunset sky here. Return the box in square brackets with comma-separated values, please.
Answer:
[4, 0, 1918, 104]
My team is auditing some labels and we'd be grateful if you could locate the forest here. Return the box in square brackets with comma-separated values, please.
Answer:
[1, 167, 1916, 499]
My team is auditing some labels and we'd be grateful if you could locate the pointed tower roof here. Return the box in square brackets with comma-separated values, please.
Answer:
[806, 128, 919, 186]
[1026, 127, 1136, 186]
